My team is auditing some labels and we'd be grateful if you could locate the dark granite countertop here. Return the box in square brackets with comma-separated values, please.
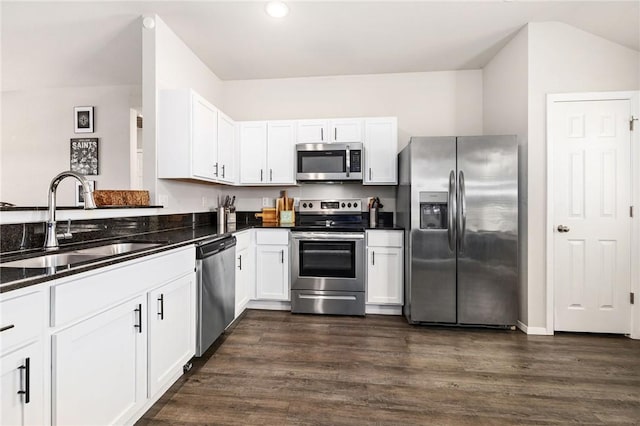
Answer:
[0, 220, 402, 293]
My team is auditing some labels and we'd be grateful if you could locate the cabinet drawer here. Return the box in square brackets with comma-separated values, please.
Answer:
[255, 230, 289, 245]
[51, 246, 195, 328]
[0, 290, 44, 352]
[367, 230, 403, 247]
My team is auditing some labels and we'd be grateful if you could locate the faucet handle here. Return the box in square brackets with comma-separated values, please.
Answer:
[56, 219, 73, 241]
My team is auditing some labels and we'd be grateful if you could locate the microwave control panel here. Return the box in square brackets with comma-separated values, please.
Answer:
[350, 150, 362, 172]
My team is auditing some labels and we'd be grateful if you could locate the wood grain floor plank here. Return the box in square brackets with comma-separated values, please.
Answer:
[138, 310, 640, 425]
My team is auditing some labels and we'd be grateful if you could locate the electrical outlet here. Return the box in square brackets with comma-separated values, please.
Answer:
[262, 197, 271, 207]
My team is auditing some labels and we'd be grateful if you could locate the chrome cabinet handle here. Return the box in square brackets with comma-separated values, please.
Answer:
[557, 225, 570, 233]
[447, 170, 456, 252]
[238, 254, 242, 270]
[270, 169, 273, 182]
[372, 251, 375, 265]
[321, 128, 324, 141]
[457, 170, 466, 253]
[334, 128, 337, 141]
[260, 169, 263, 182]
[17, 357, 30, 404]
[280, 250, 284, 263]
[369, 168, 372, 180]
[158, 294, 164, 320]
[222, 164, 225, 178]
[214, 163, 219, 177]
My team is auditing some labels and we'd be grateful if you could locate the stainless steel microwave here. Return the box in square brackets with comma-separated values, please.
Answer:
[295, 142, 363, 181]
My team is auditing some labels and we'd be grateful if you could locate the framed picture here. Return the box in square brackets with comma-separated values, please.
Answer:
[75, 180, 96, 207]
[70, 138, 99, 175]
[74, 106, 94, 133]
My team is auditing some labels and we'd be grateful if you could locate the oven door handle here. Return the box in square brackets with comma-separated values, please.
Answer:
[292, 232, 364, 240]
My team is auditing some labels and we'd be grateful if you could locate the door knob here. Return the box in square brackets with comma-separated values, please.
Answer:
[557, 225, 570, 233]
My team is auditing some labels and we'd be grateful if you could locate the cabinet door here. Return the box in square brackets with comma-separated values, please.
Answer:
[367, 247, 403, 304]
[53, 295, 146, 426]
[1, 342, 45, 426]
[192, 94, 218, 180]
[255, 245, 289, 300]
[330, 119, 363, 143]
[297, 119, 328, 143]
[239, 122, 268, 184]
[147, 274, 195, 397]
[217, 111, 235, 184]
[234, 246, 253, 318]
[267, 121, 296, 184]
[363, 118, 398, 185]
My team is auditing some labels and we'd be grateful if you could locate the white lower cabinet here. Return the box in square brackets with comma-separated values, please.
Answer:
[52, 295, 147, 426]
[255, 230, 289, 301]
[1, 341, 45, 426]
[234, 230, 254, 318]
[0, 288, 46, 426]
[147, 273, 196, 398]
[366, 230, 404, 306]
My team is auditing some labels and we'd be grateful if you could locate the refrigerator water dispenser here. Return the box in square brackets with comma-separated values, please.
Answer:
[419, 192, 448, 229]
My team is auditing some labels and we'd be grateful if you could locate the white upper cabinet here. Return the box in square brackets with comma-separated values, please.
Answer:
[217, 111, 235, 183]
[330, 118, 363, 143]
[296, 119, 329, 143]
[267, 121, 296, 184]
[363, 117, 398, 185]
[239, 121, 296, 185]
[158, 89, 238, 185]
[297, 119, 363, 143]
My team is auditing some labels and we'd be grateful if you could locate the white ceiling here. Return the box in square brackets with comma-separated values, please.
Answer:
[2, 1, 639, 90]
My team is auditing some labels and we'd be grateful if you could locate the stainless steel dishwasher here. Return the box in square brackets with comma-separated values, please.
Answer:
[195, 235, 236, 357]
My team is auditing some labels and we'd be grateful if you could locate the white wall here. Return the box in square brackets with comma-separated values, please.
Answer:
[1, 85, 140, 206]
[142, 15, 224, 213]
[482, 27, 529, 326]
[223, 70, 483, 212]
[224, 70, 483, 150]
[526, 22, 640, 330]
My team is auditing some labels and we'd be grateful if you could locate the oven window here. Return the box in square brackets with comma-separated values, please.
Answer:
[298, 241, 355, 278]
[298, 151, 345, 173]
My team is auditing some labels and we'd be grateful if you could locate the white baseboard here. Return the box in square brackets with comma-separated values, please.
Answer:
[365, 304, 402, 315]
[246, 300, 291, 311]
[517, 320, 553, 335]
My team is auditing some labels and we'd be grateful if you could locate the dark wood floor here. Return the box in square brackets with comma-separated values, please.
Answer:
[138, 310, 640, 425]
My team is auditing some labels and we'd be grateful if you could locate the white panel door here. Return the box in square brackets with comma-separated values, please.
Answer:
[53, 296, 147, 426]
[191, 95, 218, 180]
[239, 122, 267, 184]
[147, 274, 195, 397]
[255, 245, 289, 300]
[267, 121, 296, 184]
[330, 119, 363, 143]
[363, 117, 398, 185]
[552, 99, 632, 333]
[366, 247, 403, 305]
[234, 246, 252, 318]
[1, 342, 45, 426]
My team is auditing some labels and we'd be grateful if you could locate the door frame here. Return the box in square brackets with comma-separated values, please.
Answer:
[546, 91, 640, 338]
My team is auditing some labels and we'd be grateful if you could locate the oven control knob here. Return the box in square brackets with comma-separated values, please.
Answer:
[302, 203, 307, 208]
[347, 203, 352, 207]
[309, 203, 313, 208]
[353, 202, 358, 208]
[341, 203, 346, 208]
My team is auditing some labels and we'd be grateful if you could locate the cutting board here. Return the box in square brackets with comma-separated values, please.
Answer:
[255, 207, 277, 223]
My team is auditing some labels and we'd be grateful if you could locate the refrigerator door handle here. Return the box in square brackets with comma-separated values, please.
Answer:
[448, 170, 456, 251]
[457, 170, 466, 253]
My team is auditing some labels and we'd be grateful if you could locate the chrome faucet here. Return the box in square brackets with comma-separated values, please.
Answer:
[44, 171, 97, 250]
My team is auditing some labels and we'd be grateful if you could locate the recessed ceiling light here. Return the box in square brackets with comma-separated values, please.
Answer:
[265, 1, 289, 18]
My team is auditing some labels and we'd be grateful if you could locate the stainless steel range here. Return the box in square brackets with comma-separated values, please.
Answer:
[291, 199, 365, 316]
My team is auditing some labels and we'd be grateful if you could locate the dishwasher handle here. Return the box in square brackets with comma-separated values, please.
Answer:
[196, 237, 237, 259]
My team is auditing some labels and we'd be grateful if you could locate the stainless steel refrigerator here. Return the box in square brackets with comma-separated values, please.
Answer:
[397, 136, 518, 326]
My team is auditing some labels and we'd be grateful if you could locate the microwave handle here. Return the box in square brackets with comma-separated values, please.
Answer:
[345, 145, 350, 177]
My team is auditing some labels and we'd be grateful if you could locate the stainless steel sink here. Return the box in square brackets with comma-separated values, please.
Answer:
[1, 252, 103, 268]
[1, 242, 163, 269]
[72, 242, 162, 256]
